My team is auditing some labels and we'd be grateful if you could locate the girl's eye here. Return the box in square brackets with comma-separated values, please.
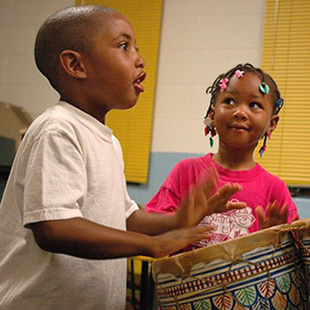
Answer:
[249, 102, 262, 109]
[223, 98, 234, 105]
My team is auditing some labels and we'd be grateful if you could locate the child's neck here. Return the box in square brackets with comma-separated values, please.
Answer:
[60, 95, 107, 124]
[213, 148, 256, 171]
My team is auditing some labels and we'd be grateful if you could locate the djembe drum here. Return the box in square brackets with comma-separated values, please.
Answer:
[291, 218, 310, 295]
[152, 224, 309, 310]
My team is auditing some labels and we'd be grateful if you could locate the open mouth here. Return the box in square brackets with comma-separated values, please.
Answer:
[133, 72, 146, 93]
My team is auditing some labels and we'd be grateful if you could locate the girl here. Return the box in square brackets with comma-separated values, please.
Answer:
[146, 63, 299, 249]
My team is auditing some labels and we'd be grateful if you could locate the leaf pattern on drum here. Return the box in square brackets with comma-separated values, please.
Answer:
[291, 269, 302, 287]
[286, 301, 299, 310]
[234, 286, 256, 306]
[257, 279, 276, 299]
[288, 283, 300, 306]
[232, 302, 247, 310]
[212, 293, 233, 309]
[271, 290, 287, 309]
[193, 299, 212, 310]
[179, 304, 191, 310]
[276, 274, 291, 293]
[299, 278, 309, 305]
[253, 296, 269, 310]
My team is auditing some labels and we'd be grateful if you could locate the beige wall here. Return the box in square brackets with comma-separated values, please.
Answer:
[0, 0, 265, 154]
[152, 0, 266, 154]
[0, 0, 73, 117]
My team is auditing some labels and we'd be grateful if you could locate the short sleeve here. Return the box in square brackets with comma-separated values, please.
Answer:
[279, 183, 299, 223]
[145, 164, 183, 214]
[111, 135, 139, 219]
[268, 178, 299, 224]
[23, 130, 86, 227]
[145, 186, 180, 214]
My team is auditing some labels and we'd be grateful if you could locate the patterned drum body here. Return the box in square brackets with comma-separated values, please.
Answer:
[153, 226, 309, 310]
[291, 219, 310, 296]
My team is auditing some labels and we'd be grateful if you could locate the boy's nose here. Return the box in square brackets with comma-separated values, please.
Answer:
[135, 53, 145, 69]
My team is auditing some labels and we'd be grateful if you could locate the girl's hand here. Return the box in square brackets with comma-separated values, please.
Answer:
[256, 201, 291, 230]
[174, 165, 247, 228]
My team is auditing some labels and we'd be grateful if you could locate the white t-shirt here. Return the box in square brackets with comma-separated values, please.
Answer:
[0, 101, 138, 309]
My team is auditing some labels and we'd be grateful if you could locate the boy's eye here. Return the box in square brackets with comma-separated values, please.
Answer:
[249, 102, 262, 109]
[119, 42, 129, 50]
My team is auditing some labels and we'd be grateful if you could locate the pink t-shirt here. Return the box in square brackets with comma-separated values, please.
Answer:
[145, 153, 299, 248]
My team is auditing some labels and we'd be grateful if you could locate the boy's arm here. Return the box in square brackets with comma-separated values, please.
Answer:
[31, 217, 211, 259]
[31, 173, 244, 259]
[127, 173, 246, 235]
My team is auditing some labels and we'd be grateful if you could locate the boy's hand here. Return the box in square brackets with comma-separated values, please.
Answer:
[149, 225, 213, 258]
[175, 165, 246, 228]
[256, 201, 293, 230]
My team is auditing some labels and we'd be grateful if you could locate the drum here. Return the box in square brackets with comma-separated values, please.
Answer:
[291, 218, 310, 294]
[152, 225, 309, 309]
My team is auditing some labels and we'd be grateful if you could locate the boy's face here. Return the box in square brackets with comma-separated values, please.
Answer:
[210, 72, 278, 151]
[82, 12, 146, 119]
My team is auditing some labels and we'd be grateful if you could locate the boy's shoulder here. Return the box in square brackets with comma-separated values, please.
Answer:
[27, 102, 80, 137]
[24, 101, 114, 149]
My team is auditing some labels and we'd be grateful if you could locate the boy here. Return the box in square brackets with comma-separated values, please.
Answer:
[0, 6, 245, 309]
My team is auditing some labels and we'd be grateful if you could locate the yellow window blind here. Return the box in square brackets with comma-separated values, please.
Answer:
[257, 0, 310, 186]
[75, 0, 163, 183]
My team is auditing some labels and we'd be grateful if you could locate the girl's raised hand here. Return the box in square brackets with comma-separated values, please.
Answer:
[175, 165, 247, 228]
[256, 201, 289, 230]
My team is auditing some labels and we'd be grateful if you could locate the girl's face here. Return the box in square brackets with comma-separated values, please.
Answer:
[209, 72, 279, 152]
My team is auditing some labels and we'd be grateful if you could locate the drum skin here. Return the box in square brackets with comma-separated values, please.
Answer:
[152, 225, 309, 310]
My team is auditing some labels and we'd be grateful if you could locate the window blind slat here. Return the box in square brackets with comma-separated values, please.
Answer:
[258, 0, 310, 186]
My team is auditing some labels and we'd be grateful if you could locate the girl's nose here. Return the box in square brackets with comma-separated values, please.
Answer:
[233, 108, 248, 121]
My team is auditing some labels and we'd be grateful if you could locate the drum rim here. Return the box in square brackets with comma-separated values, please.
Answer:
[152, 223, 292, 279]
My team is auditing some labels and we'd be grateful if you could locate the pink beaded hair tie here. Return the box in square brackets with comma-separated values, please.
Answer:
[219, 78, 229, 92]
[234, 70, 244, 78]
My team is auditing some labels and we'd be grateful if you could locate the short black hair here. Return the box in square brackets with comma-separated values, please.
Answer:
[34, 5, 115, 92]
[205, 63, 283, 118]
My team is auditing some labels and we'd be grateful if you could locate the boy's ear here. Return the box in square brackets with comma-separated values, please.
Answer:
[267, 114, 279, 136]
[59, 50, 87, 79]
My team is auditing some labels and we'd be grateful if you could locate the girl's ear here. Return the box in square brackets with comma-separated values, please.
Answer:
[208, 106, 216, 126]
[267, 114, 279, 137]
[59, 50, 87, 79]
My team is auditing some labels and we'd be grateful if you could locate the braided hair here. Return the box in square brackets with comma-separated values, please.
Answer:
[204, 63, 283, 118]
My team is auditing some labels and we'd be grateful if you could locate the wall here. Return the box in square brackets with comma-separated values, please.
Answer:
[0, 0, 309, 215]
[0, 0, 73, 116]
[151, 0, 265, 155]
